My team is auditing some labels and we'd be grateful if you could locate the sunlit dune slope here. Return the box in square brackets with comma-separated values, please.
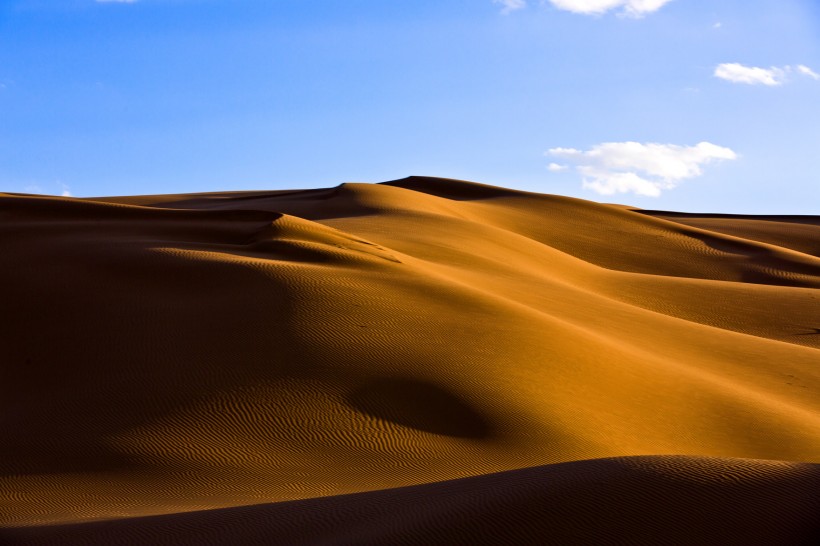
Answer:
[1, 176, 818, 528]
[5, 457, 819, 546]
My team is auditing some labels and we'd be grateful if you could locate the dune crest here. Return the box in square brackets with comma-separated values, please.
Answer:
[1, 178, 818, 539]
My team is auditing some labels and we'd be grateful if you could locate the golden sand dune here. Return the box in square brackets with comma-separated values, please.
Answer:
[5, 457, 819, 545]
[1, 177, 818, 541]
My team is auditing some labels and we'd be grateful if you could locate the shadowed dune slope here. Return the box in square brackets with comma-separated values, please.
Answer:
[4, 457, 819, 545]
[1, 177, 819, 533]
[639, 210, 820, 258]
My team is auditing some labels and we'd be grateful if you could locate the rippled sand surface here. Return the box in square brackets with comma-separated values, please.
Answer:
[2, 177, 818, 544]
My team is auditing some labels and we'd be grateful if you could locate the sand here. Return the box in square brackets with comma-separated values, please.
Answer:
[1, 176, 818, 544]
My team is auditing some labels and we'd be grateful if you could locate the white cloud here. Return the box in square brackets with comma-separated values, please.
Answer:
[715, 63, 820, 85]
[61, 184, 72, 197]
[548, 162, 569, 172]
[547, 141, 737, 197]
[797, 64, 820, 80]
[547, 0, 674, 17]
[714, 63, 786, 86]
[494, 0, 527, 14]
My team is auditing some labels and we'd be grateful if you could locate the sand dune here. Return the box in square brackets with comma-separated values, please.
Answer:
[5, 457, 819, 545]
[1, 177, 818, 542]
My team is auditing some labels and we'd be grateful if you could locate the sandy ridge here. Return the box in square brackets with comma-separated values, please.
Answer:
[3, 456, 818, 545]
[1, 177, 818, 531]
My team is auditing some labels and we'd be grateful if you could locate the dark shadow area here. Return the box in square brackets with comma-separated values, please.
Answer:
[127, 184, 384, 222]
[675, 229, 820, 289]
[0, 196, 308, 477]
[636, 210, 820, 259]
[637, 210, 820, 227]
[347, 378, 492, 439]
[381, 176, 531, 201]
[740, 269, 819, 289]
[141, 187, 343, 211]
[5, 456, 820, 546]
[695, 232, 761, 256]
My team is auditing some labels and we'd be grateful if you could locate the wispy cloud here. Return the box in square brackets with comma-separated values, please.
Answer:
[493, 0, 527, 14]
[547, 0, 674, 17]
[714, 63, 786, 86]
[797, 64, 820, 81]
[547, 141, 737, 197]
[22, 183, 73, 197]
[714, 63, 820, 86]
[548, 163, 569, 172]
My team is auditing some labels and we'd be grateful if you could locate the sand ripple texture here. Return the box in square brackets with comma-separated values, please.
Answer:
[4, 457, 819, 545]
[1, 177, 819, 541]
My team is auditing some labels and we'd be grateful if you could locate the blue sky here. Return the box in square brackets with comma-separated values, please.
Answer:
[1, 0, 818, 213]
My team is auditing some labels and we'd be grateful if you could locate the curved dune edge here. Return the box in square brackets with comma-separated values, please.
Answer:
[1, 177, 819, 531]
[3, 456, 819, 545]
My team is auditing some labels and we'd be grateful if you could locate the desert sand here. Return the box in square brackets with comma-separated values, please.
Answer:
[1, 177, 818, 544]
